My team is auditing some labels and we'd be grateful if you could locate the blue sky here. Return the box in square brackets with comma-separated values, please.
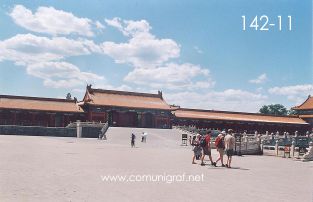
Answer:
[0, 0, 312, 112]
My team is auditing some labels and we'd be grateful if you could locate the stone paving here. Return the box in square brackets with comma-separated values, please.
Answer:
[0, 127, 312, 202]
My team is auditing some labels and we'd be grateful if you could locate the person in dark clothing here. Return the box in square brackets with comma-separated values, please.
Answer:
[200, 131, 216, 166]
[131, 133, 136, 148]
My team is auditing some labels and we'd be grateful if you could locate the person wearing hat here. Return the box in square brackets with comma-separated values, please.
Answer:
[225, 129, 235, 168]
[214, 131, 226, 167]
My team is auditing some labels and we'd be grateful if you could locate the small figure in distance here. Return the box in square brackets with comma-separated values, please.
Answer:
[143, 131, 147, 143]
[131, 133, 136, 148]
[141, 132, 145, 142]
[225, 129, 236, 168]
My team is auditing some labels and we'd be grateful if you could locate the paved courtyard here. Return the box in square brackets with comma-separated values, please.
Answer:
[0, 127, 312, 202]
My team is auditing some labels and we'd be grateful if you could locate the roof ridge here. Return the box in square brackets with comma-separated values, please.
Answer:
[89, 88, 163, 99]
[178, 108, 298, 118]
[292, 95, 312, 110]
[0, 94, 76, 103]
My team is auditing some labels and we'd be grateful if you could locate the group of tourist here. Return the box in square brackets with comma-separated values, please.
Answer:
[191, 129, 236, 168]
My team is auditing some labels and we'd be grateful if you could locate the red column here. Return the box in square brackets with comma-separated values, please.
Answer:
[13, 111, 17, 125]
[45, 113, 49, 127]
[141, 113, 145, 127]
[154, 116, 158, 128]
[61, 115, 64, 127]
[31, 113, 35, 126]
[49, 114, 52, 127]
[104, 112, 107, 122]
[52, 114, 56, 127]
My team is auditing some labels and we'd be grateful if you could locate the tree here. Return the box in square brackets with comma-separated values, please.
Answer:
[66, 93, 72, 100]
[259, 104, 288, 115]
[288, 108, 298, 115]
[259, 105, 270, 114]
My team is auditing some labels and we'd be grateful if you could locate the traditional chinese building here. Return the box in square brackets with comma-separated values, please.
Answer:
[172, 108, 310, 133]
[292, 95, 313, 128]
[0, 89, 312, 132]
[0, 95, 85, 127]
[78, 85, 173, 128]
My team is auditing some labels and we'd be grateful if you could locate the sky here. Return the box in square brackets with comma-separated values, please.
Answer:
[0, 0, 312, 112]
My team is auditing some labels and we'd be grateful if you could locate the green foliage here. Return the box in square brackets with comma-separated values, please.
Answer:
[259, 104, 288, 115]
[288, 108, 298, 115]
[259, 105, 270, 114]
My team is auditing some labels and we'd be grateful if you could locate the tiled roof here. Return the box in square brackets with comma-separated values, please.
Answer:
[82, 88, 172, 110]
[0, 95, 83, 113]
[173, 108, 308, 125]
[293, 95, 313, 110]
[299, 115, 313, 118]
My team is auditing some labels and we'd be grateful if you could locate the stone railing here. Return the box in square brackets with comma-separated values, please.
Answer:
[0, 125, 76, 137]
[74, 121, 107, 138]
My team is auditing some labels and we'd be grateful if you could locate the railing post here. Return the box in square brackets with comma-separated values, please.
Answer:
[257, 134, 262, 154]
[76, 120, 82, 138]
[244, 134, 248, 151]
[291, 140, 295, 158]
[260, 139, 264, 154]
[275, 140, 279, 156]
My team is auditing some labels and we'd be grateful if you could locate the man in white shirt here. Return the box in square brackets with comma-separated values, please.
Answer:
[143, 132, 148, 143]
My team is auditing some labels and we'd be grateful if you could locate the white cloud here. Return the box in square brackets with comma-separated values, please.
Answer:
[256, 87, 263, 93]
[105, 18, 124, 33]
[269, 84, 313, 95]
[10, 5, 95, 37]
[105, 17, 151, 37]
[95, 21, 105, 30]
[103, 17, 180, 68]
[0, 33, 103, 89]
[249, 73, 267, 84]
[165, 89, 268, 112]
[103, 18, 214, 91]
[27, 62, 103, 88]
[268, 84, 313, 104]
[93, 83, 133, 92]
[193, 46, 203, 54]
[0, 33, 100, 65]
[124, 63, 214, 90]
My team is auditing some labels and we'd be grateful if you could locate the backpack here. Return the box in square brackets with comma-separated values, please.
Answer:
[215, 136, 221, 148]
[200, 136, 207, 147]
[216, 136, 225, 149]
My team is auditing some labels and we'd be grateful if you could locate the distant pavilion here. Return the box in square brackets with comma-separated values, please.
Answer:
[293, 95, 313, 127]
[172, 108, 309, 133]
[78, 85, 173, 128]
[0, 95, 85, 127]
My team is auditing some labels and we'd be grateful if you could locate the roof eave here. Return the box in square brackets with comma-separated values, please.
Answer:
[174, 115, 308, 125]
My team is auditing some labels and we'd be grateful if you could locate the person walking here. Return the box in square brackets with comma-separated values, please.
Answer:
[200, 131, 216, 166]
[225, 129, 235, 168]
[131, 133, 136, 148]
[215, 131, 226, 167]
[191, 134, 202, 164]
[141, 132, 144, 142]
[143, 132, 147, 143]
